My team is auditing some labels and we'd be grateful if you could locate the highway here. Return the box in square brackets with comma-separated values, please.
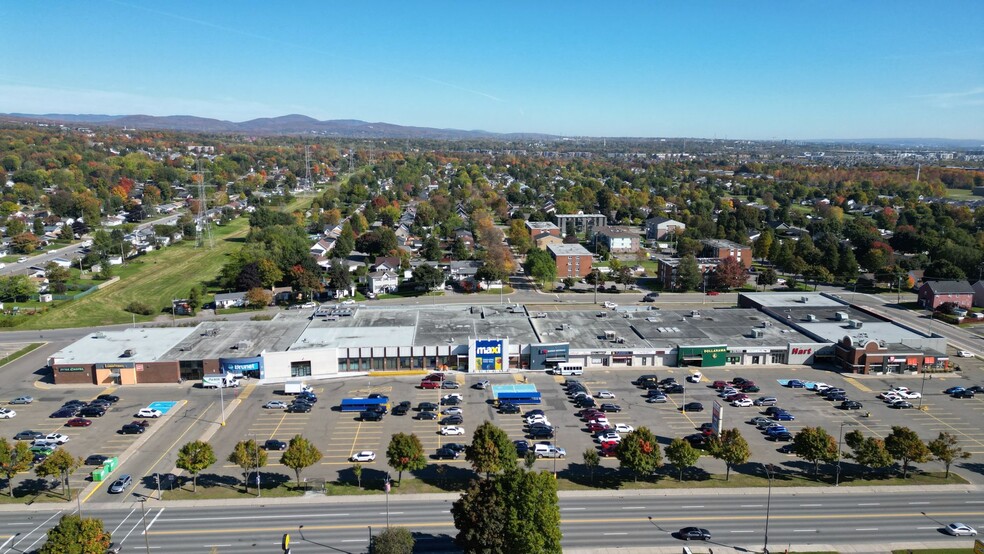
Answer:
[1, 489, 981, 553]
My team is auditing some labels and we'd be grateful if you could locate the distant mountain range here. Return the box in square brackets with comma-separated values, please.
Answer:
[1, 113, 981, 147]
[0, 113, 558, 141]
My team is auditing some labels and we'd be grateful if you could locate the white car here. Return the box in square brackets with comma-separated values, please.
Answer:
[45, 433, 70, 444]
[614, 423, 634, 433]
[944, 522, 977, 536]
[957, 350, 975, 358]
[890, 386, 911, 393]
[0, 408, 15, 419]
[588, 416, 609, 426]
[525, 415, 550, 426]
[136, 408, 163, 418]
[349, 451, 376, 462]
[882, 393, 902, 403]
[686, 372, 702, 383]
[719, 388, 739, 397]
[603, 301, 617, 309]
[340, 299, 355, 305]
[731, 398, 754, 407]
[596, 390, 616, 399]
[263, 400, 288, 409]
[441, 407, 463, 416]
[440, 426, 465, 436]
[897, 391, 921, 399]
[811, 383, 831, 392]
[441, 393, 463, 402]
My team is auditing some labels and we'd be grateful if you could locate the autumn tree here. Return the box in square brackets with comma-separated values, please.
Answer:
[245, 287, 272, 309]
[927, 432, 970, 478]
[845, 430, 893, 479]
[792, 427, 838, 478]
[884, 426, 931, 478]
[370, 527, 415, 554]
[707, 428, 750, 481]
[466, 421, 517, 478]
[227, 439, 267, 493]
[176, 440, 216, 492]
[39, 514, 111, 554]
[582, 448, 600, 484]
[281, 435, 323, 486]
[35, 449, 83, 499]
[0, 438, 33, 496]
[386, 432, 427, 485]
[664, 438, 701, 482]
[616, 426, 662, 481]
[711, 256, 747, 290]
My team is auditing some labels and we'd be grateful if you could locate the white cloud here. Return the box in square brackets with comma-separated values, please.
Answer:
[913, 86, 984, 108]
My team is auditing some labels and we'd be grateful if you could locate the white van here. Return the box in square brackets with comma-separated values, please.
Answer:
[533, 443, 566, 458]
[553, 364, 583, 376]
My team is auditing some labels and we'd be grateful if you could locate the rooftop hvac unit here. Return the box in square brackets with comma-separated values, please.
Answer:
[804, 314, 817, 322]
[760, 321, 772, 328]
[605, 330, 617, 340]
[691, 310, 701, 318]
[848, 320, 864, 329]
[122, 348, 136, 357]
[835, 311, 849, 321]
[750, 329, 764, 338]
[800, 296, 809, 303]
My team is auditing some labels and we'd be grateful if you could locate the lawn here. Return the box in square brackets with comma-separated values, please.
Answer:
[15, 217, 250, 329]
[0, 343, 42, 367]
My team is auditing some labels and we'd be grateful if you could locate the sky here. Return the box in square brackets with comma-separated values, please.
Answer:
[1, 1, 982, 140]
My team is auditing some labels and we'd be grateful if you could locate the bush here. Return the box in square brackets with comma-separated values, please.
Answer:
[124, 301, 155, 316]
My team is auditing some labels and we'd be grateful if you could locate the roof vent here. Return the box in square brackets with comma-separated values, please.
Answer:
[800, 296, 809, 303]
[750, 328, 764, 338]
[804, 314, 817, 322]
[848, 320, 863, 329]
[122, 348, 136, 357]
[835, 311, 849, 321]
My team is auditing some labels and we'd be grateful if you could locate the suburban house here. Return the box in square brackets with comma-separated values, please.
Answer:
[310, 238, 335, 257]
[449, 261, 482, 285]
[917, 280, 975, 310]
[547, 243, 593, 278]
[973, 280, 984, 308]
[645, 216, 686, 241]
[656, 257, 721, 290]
[454, 229, 475, 249]
[214, 291, 247, 309]
[701, 239, 752, 269]
[372, 256, 401, 273]
[367, 270, 399, 295]
[594, 226, 640, 253]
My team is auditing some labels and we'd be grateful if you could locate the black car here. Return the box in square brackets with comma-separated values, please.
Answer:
[966, 385, 984, 394]
[79, 406, 107, 418]
[440, 396, 461, 406]
[440, 415, 463, 425]
[96, 394, 120, 404]
[263, 439, 287, 451]
[287, 403, 311, 413]
[664, 384, 685, 394]
[62, 400, 87, 408]
[524, 409, 545, 418]
[678, 527, 711, 540]
[659, 377, 677, 386]
[840, 400, 863, 410]
[826, 393, 848, 402]
[646, 388, 667, 397]
[682, 402, 704, 412]
[435, 447, 460, 460]
[642, 381, 663, 390]
[778, 443, 796, 454]
[391, 404, 410, 416]
[528, 426, 554, 439]
[50, 408, 78, 418]
[498, 403, 521, 414]
[14, 430, 44, 441]
[513, 440, 530, 456]
[769, 431, 793, 442]
[599, 403, 622, 413]
[296, 393, 318, 403]
[764, 406, 785, 416]
[85, 454, 109, 465]
[416, 411, 438, 420]
[417, 402, 438, 412]
[444, 443, 468, 453]
[360, 410, 384, 421]
[120, 423, 146, 434]
[684, 433, 707, 447]
[575, 397, 596, 408]
[952, 389, 976, 398]
[633, 375, 659, 385]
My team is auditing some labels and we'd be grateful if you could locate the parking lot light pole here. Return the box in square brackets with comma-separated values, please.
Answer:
[918, 370, 928, 409]
[763, 463, 775, 554]
[251, 433, 261, 498]
[835, 422, 857, 487]
[218, 380, 226, 426]
[140, 498, 151, 554]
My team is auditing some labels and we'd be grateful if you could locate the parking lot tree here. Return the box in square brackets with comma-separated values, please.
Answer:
[370, 526, 415, 554]
[352, 462, 363, 489]
[707, 428, 750, 481]
[676, 254, 701, 292]
[582, 448, 600, 483]
[176, 440, 217, 492]
[280, 435, 323, 486]
[412, 263, 444, 291]
[524, 450, 537, 470]
[664, 438, 701, 482]
[466, 421, 517, 478]
[844, 430, 893, 479]
[39, 514, 111, 554]
[792, 427, 838, 479]
[228, 439, 267, 493]
[884, 426, 931, 479]
[928, 432, 970, 478]
[0, 438, 33, 496]
[451, 468, 561, 554]
[616, 426, 662, 482]
[35, 449, 83, 499]
[385, 432, 426, 485]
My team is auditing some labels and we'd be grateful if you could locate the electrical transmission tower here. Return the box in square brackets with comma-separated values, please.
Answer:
[195, 159, 213, 248]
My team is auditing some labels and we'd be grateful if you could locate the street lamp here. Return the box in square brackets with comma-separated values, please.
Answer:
[218, 377, 226, 426]
[762, 463, 775, 554]
[251, 433, 261, 497]
[140, 498, 151, 554]
[835, 421, 857, 486]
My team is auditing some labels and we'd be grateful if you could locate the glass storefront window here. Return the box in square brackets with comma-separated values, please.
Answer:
[290, 361, 312, 377]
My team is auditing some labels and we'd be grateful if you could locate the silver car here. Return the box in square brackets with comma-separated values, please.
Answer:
[10, 396, 33, 404]
[109, 474, 132, 494]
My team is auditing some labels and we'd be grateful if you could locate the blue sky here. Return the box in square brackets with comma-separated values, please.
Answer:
[2, 1, 982, 139]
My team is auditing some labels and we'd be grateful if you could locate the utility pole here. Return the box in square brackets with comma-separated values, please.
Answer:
[140, 499, 151, 554]
[835, 422, 857, 486]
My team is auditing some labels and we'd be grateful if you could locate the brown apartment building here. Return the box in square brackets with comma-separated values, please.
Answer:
[547, 243, 593, 278]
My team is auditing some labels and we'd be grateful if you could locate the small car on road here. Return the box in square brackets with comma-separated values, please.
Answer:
[677, 527, 711, 540]
[10, 396, 33, 405]
[109, 474, 132, 494]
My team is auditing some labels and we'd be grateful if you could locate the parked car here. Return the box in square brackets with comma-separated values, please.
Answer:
[109, 474, 132, 494]
[50, 408, 78, 418]
[136, 408, 163, 418]
[732, 398, 754, 407]
[120, 423, 146, 434]
[350, 451, 376, 462]
[417, 402, 438, 412]
[96, 394, 120, 404]
[420, 380, 441, 389]
[614, 423, 634, 433]
[750, 416, 773, 428]
[513, 440, 530, 456]
[772, 411, 795, 421]
[682, 402, 704, 412]
[787, 380, 805, 388]
[473, 380, 490, 390]
[391, 402, 410, 416]
[599, 403, 622, 413]
[753, 397, 778, 406]
[14, 430, 44, 441]
[416, 411, 438, 420]
[65, 418, 92, 427]
[943, 386, 965, 395]
[840, 400, 864, 410]
[286, 403, 311, 413]
[664, 384, 685, 394]
[596, 390, 616, 399]
[360, 410, 384, 422]
[952, 389, 976, 399]
[441, 407, 463, 416]
[440, 415, 464, 425]
[10, 396, 33, 404]
[0, 408, 15, 419]
[498, 403, 521, 414]
[528, 426, 554, 439]
[770, 431, 793, 442]
[646, 394, 668, 403]
[435, 447, 460, 460]
[85, 454, 109, 466]
[440, 426, 465, 436]
[891, 400, 914, 409]
[441, 381, 460, 389]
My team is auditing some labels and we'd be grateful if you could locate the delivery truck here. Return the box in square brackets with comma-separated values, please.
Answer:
[284, 380, 314, 395]
[202, 375, 240, 389]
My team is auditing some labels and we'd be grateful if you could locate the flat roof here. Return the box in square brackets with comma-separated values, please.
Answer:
[547, 243, 593, 256]
[165, 321, 307, 360]
[51, 327, 196, 364]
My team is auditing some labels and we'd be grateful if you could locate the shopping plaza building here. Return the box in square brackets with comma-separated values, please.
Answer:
[48, 293, 950, 385]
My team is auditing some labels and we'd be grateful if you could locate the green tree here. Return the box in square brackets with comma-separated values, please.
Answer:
[756, 267, 778, 289]
[753, 229, 774, 260]
[0, 274, 36, 301]
[38, 514, 111, 554]
[412, 263, 444, 291]
[616, 426, 662, 481]
[334, 222, 356, 258]
[352, 462, 363, 488]
[676, 254, 701, 292]
[44, 262, 71, 294]
[175, 440, 216, 492]
[227, 439, 267, 493]
[0, 438, 33, 496]
[884, 426, 931, 479]
[35, 449, 83, 499]
[927, 432, 970, 478]
[451, 469, 561, 554]
[524, 247, 558, 287]
[792, 426, 838, 478]
[281, 435, 323, 486]
[845, 430, 893, 479]
[707, 428, 750, 481]
[327, 259, 352, 293]
[386, 432, 427, 485]
[421, 234, 443, 261]
[664, 438, 701, 482]
[466, 421, 517, 478]
[370, 527, 415, 554]
[582, 448, 600, 484]
[523, 450, 537, 470]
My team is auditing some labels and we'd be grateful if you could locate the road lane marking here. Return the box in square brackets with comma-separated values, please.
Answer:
[908, 502, 929, 505]
[681, 505, 704, 508]
[855, 528, 878, 531]
[793, 529, 817, 532]
[164, 513, 351, 522]
[562, 507, 586, 511]
[620, 506, 646, 510]
[5, 511, 62, 554]
[602, 532, 627, 536]
[144, 508, 165, 533]
[730, 530, 754, 533]
[858, 503, 880, 506]
[799, 504, 822, 507]
[740, 504, 762, 508]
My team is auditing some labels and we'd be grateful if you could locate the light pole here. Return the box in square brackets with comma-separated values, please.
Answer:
[384, 473, 391, 528]
[593, 269, 599, 305]
[918, 369, 928, 409]
[835, 421, 857, 486]
[218, 378, 226, 426]
[140, 498, 151, 554]
[251, 433, 261, 497]
[763, 463, 775, 554]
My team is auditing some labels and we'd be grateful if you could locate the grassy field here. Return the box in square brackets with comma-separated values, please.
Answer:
[16, 217, 250, 329]
[0, 343, 42, 367]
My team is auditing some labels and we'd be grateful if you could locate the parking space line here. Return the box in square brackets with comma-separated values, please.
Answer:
[843, 377, 872, 393]
[914, 404, 984, 448]
[236, 383, 257, 401]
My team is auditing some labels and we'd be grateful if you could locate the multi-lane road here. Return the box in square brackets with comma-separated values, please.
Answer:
[1, 489, 981, 553]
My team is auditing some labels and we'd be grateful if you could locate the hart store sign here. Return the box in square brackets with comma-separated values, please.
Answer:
[791, 347, 813, 356]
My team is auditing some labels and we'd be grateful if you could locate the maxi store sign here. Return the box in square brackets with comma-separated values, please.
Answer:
[473, 339, 507, 372]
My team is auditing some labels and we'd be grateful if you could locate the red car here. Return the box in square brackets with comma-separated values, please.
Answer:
[65, 418, 92, 427]
[424, 373, 445, 382]
[738, 381, 757, 390]
[706, 291, 720, 296]
[725, 393, 748, 402]
[599, 443, 619, 457]
[587, 422, 610, 433]
[420, 380, 441, 389]
[580, 410, 605, 421]
[712, 380, 728, 390]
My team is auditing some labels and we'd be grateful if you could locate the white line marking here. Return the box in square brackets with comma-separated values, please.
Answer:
[908, 501, 929, 505]
[341, 539, 366, 542]
[164, 513, 349, 522]
[144, 508, 165, 533]
[603, 532, 628, 536]
[966, 501, 984, 504]
[856, 528, 878, 531]
[380, 512, 404, 515]
[740, 504, 763, 508]
[793, 529, 817, 532]
[110, 508, 138, 535]
[799, 504, 822, 507]
[202, 546, 231, 548]
[7, 511, 62, 554]
[730, 530, 755, 533]
[681, 505, 704, 508]
[857, 503, 880, 506]
[562, 507, 586, 511]
[917, 526, 937, 529]
[621, 506, 646, 510]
